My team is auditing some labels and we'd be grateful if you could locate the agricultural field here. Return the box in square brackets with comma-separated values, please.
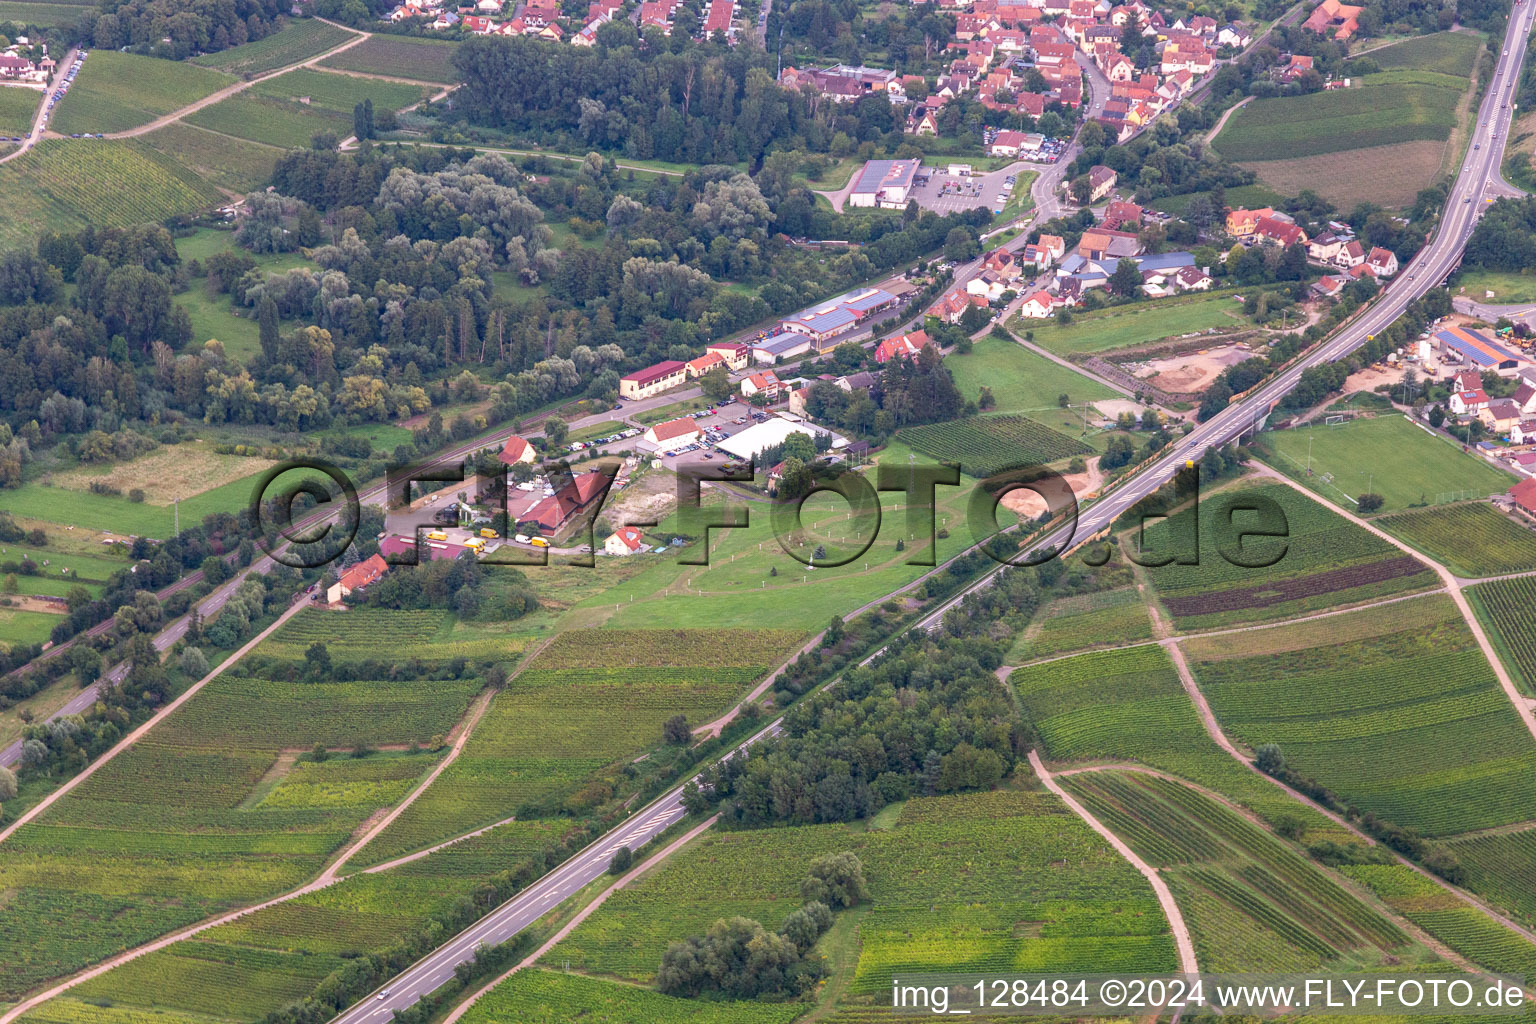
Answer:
[0, 140, 224, 252]
[1369, 30, 1484, 75]
[1341, 863, 1536, 982]
[1260, 416, 1515, 512]
[50, 440, 275, 507]
[187, 69, 429, 148]
[1455, 269, 1536, 304]
[0, 85, 40, 136]
[1213, 71, 1464, 162]
[318, 34, 461, 83]
[1062, 770, 1412, 971]
[542, 789, 1175, 999]
[897, 414, 1093, 477]
[1467, 576, 1536, 695]
[264, 606, 538, 663]
[350, 628, 804, 866]
[137, 122, 281, 194]
[53, 52, 234, 135]
[458, 970, 803, 1024]
[1445, 827, 1536, 928]
[1184, 594, 1536, 837]
[1008, 644, 1343, 833]
[20, 820, 567, 1024]
[1377, 502, 1536, 577]
[0, 743, 442, 1000]
[1008, 290, 1247, 356]
[190, 19, 359, 76]
[1232, 139, 1452, 210]
[0, 0, 91, 24]
[945, 334, 1119, 423]
[1136, 481, 1436, 630]
[1006, 586, 1153, 662]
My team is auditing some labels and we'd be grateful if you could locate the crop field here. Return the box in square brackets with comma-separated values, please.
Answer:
[0, 739, 440, 999]
[1370, 30, 1484, 75]
[20, 814, 561, 1023]
[945, 334, 1118, 420]
[1446, 827, 1536, 928]
[0, 140, 224, 252]
[190, 19, 358, 75]
[459, 970, 804, 1024]
[53, 52, 233, 135]
[0, 1, 91, 24]
[1342, 864, 1536, 981]
[1213, 72, 1463, 161]
[318, 34, 461, 83]
[544, 789, 1174, 995]
[898, 414, 1093, 477]
[1377, 502, 1536, 577]
[0, 85, 40, 135]
[187, 70, 428, 148]
[185, 92, 349, 148]
[1185, 594, 1536, 836]
[1006, 586, 1153, 662]
[265, 606, 538, 663]
[52, 441, 275, 506]
[351, 628, 801, 865]
[1467, 576, 1536, 695]
[1062, 770, 1409, 970]
[1008, 290, 1245, 356]
[1136, 482, 1436, 630]
[1243, 139, 1454, 211]
[1008, 644, 1349, 833]
[251, 67, 428, 116]
[137, 122, 281, 194]
[1260, 416, 1514, 512]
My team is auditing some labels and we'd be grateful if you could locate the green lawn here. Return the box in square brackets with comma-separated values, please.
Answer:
[0, 607, 62, 646]
[190, 20, 357, 76]
[1213, 71, 1464, 161]
[53, 51, 234, 135]
[947, 334, 1118, 417]
[1369, 30, 1484, 75]
[1009, 290, 1247, 356]
[180, 287, 264, 364]
[1258, 415, 1515, 512]
[0, 86, 40, 136]
[1456, 270, 1536, 305]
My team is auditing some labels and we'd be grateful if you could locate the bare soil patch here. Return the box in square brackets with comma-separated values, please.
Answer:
[1243, 139, 1447, 209]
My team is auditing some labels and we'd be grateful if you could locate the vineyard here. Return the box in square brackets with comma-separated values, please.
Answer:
[1467, 576, 1536, 694]
[53, 52, 233, 135]
[1378, 503, 1536, 578]
[1446, 827, 1536, 928]
[898, 414, 1092, 477]
[184, 93, 341, 149]
[458, 970, 803, 1024]
[350, 629, 798, 866]
[0, 141, 225, 251]
[1137, 483, 1436, 629]
[1009, 645, 1346, 833]
[318, 34, 461, 83]
[250, 68, 429, 118]
[1007, 587, 1153, 661]
[1186, 595, 1536, 836]
[1342, 863, 1536, 981]
[265, 607, 536, 662]
[541, 788, 1172, 1007]
[190, 19, 358, 75]
[0, 85, 39, 136]
[136, 123, 281, 194]
[1062, 771, 1409, 971]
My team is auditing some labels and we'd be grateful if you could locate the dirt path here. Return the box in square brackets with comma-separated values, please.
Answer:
[1029, 750, 1199, 974]
[441, 815, 721, 1023]
[99, 26, 370, 141]
[1253, 464, 1536, 730]
[1206, 95, 1252, 146]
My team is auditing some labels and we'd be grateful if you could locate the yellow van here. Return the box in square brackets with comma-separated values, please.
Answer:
[465, 538, 486, 552]
[478, 528, 498, 539]
[426, 530, 447, 541]
[529, 537, 549, 548]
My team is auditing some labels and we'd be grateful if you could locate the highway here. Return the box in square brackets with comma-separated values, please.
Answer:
[327, 8, 1536, 1018]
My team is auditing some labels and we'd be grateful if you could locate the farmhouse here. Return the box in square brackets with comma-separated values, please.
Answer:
[847, 159, 922, 209]
[1508, 477, 1536, 521]
[644, 417, 703, 447]
[518, 470, 608, 532]
[620, 360, 687, 399]
[326, 554, 389, 604]
[497, 434, 537, 466]
[1019, 290, 1058, 318]
[875, 329, 932, 362]
[1303, 0, 1362, 39]
[604, 526, 647, 556]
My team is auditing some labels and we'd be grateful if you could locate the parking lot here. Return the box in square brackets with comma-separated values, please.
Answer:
[909, 163, 1027, 215]
[649, 401, 775, 472]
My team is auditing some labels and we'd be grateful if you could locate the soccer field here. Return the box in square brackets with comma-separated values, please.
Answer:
[1259, 414, 1515, 512]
